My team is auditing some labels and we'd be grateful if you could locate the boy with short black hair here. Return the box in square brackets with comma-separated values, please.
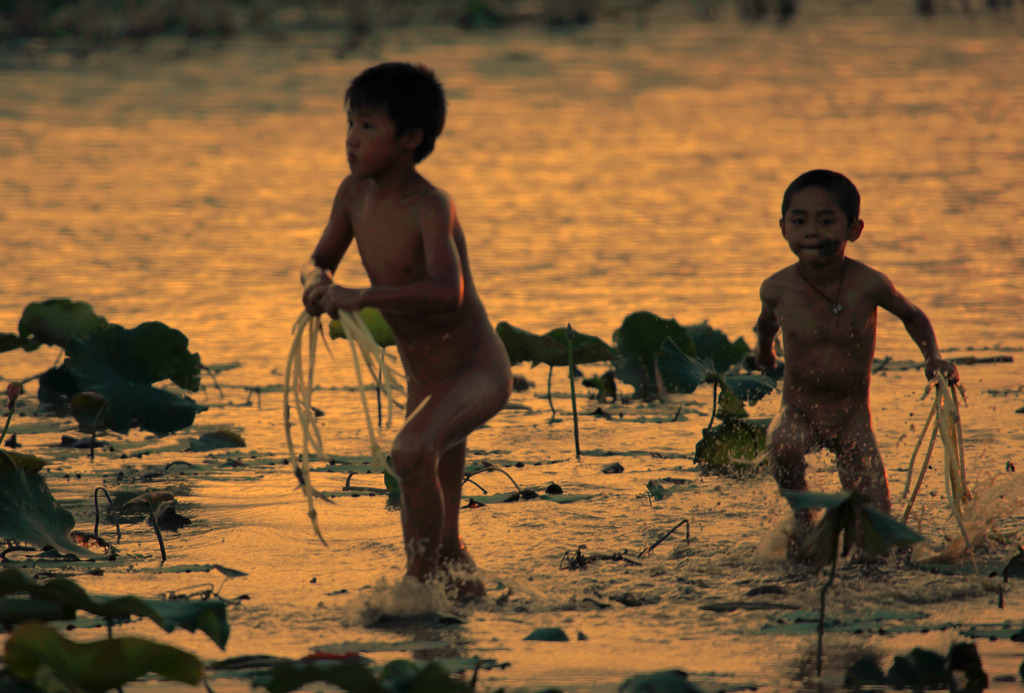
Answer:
[755, 169, 958, 556]
[302, 62, 512, 597]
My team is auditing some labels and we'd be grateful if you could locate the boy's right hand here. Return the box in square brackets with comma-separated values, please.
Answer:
[302, 280, 331, 316]
[753, 351, 784, 380]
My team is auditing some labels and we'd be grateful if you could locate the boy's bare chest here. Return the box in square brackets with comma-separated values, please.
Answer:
[350, 203, 423, 283]
[776, 290, 876, 345]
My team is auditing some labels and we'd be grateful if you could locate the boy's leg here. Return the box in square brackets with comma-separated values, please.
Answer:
[766, 405, 816, 556]
[835, 408, 891, 514]
[437, 439, 473, 564]
[391, 363, 510, 583]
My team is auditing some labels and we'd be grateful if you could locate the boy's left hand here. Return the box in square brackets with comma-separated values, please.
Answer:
[925, 358, 959, 384]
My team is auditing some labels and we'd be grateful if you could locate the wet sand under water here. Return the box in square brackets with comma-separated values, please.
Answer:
[2, 0, 1024, 690]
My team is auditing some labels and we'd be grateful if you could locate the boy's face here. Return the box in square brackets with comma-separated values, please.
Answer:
[779, 186, 863, 264]
[345, 105, 420, 179]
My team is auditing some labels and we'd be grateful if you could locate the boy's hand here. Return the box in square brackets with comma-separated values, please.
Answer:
[302, 279, 332, 316]
[754, 349, 776, 373]
[925, 358, 959, 385]
[318, 284, 366, 317]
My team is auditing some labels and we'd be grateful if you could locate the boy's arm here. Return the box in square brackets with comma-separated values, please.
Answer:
[874, 273, 959, 383]
[754, 279, 781, 371]
[303, 179, 355, 315]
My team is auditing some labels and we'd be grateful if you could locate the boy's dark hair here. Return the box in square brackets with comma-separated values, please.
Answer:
[781, 169, 861, 226]
[346, 62, 446, 163]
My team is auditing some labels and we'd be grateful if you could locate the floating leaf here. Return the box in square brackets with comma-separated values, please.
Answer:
[620, 670, 704, 693]
[887, 647, 948, 691]
[0, 452, 103, 559]
[523, 627, 569, 641]
[17, 299, 108, 349]
[263, 658, 471, 693]
[187, 429, 247, 452]
[614, 667, 704, 687]
[4, 624, 202, 692]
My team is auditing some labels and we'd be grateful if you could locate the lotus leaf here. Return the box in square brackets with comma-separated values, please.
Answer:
[0, 451, 103, 560]
[620, 670, 704, 693]
[16, 299, 108, 349]
[263, 658, 471, 693]
[694, 418, 768, 476]
[685, 321, 751, 373]
[612, 312, 694, 397]
[782, 490, 924, 567]
[0, 332, 38, 354]
[496, 322, 615, 367]
[0, 569, 230, 649]
[4, 624, 202, 692]
[62, 322, 206, 435]
[329, 307, 395, 347]
[523, 627, 569, 641]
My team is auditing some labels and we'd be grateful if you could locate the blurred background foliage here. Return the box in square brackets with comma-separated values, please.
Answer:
[0, 0, 804, 55]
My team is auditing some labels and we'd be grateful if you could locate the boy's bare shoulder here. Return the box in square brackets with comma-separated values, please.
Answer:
[845, 258, 894, 294]
[412, 183, 458, 227]
[760, 264, 797, 300]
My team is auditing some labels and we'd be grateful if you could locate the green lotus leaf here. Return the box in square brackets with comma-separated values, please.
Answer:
[0, 452, 103, 560]
[722, 373, 777, 404]
[523, 627, 569, 641]
[693, 418, 768, 476]
[329, 307, 396, 347]
[0, 332, 40, 354]
[0, 569, 230, 649]
[496, 322, 615, 367]
[612, 312, 695, 397]
[17, 299, 108, 349]
[620, 670, 704, 693]
[65, 323, 206, 435]
[68, 322, 202, 391]
[4, 624, 202, 692]
[781, 490, 923, 567]
[264, 659, 381, 693]
[658, 338, 714, 393]
[686, 321, 751, 372]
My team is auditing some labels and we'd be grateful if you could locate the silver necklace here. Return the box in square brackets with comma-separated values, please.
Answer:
[798, 260, 845, 316]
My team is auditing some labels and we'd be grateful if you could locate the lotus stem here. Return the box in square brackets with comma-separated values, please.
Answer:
[547, 365, 556, 421]
[638, 518, 689, 558]
[93, 487, 121, 543]
[817, 541, 839, 677]
[566, 324, 581, 461]
[464, 463, 522, 493]
[902, 395, 938, 498]
[147, 504, 167, 564]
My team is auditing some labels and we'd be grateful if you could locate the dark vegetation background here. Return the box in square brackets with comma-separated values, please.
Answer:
[0, 0, 808, 57]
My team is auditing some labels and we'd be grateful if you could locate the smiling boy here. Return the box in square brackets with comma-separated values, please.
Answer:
[754, 169, 958, 557]
[301, 63, 512, 597]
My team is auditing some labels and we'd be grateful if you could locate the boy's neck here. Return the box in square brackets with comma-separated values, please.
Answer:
[797, 254, 846, 281]
[368, 164, 423, 198]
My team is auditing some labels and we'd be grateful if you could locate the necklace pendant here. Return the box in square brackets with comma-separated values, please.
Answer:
[832, 303, 844, 315]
